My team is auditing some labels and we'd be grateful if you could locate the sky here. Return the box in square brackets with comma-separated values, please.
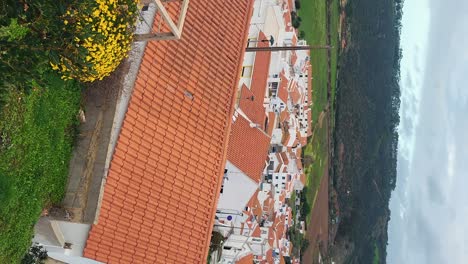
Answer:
[387, 0, 468, 263]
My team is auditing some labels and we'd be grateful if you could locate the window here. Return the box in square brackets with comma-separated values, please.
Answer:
[275, 176, 278, 180]
[269, 81, 279, 91]
[241, 66, 253, 77]
[247, 37, 257, 47]
[282, 176, 285, 180]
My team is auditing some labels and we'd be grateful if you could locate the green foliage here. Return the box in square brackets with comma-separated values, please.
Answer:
[290, 191, 297, 220]
[291, 11, 302, 28]
[298, 0, 339, 227]
[331, 0, 403, 261]
[209, 231, 224, 261]
[295, 0, 301, 9]
[299, 187, 311, 221]
[0, 72, 81, 262]
[373, 243, 380, 264]
[0, 0, 138, 86]
[288, 227, 303, 257]
[301, 238, 310, 253]
[0, 18, 29, 41]
[21, 243, 47, 264]
[209, 231, 225, 252]
[298, 30, 306, 39]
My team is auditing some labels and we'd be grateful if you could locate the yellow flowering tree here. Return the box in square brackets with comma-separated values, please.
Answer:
[50, 0, 138, 82]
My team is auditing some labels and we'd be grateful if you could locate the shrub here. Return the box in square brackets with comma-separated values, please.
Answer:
[51, 0, 138, 82]
[21, 243, 47, 264]
[0, 0, 138, 85]
[299, 30, 306, 39]
[291, 11, 302, 29]
[295, 0, 301, 9]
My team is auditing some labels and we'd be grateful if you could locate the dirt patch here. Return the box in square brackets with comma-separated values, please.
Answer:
[318, 111, 326, 128]
[302, 161, 329, 264]
[338, 142, 345, 174]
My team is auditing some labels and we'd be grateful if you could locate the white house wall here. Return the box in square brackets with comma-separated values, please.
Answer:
[217, 161, 259, 213]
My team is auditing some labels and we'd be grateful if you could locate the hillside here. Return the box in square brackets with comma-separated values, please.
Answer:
[329, 0, 403, 263]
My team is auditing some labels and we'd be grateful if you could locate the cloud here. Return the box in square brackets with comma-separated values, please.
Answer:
[388, 0, 468, 262]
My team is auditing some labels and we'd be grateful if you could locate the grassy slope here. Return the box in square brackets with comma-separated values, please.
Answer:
[0, 74, 81, 261]
[299, 0, 339, 224]
[373, 242, 380, 264]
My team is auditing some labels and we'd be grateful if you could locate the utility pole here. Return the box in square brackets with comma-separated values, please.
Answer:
[245, 45, 332, 52]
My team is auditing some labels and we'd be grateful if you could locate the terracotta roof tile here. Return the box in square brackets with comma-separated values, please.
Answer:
[238, 84, 267, 129]
[246, 190, 263, 221]
[290, 51, 298, 66]
[237, 253, 254, 264]
[227, 115, 270, 182]
[283, 3, 293, 32]
[290, 84, 301, 105]
[267, 112, 277, 136]
[280, 152, 289, 165]
[280, 110, 290, 123]
[252, 225, 261, 237]
[308, 66, 313, 103]
[292, 34, 298, 46]
[307, 111, 312, 136]
[83, 0, 254, 263]
[277, 71, 289, 104]
[238, 31, 270, 127]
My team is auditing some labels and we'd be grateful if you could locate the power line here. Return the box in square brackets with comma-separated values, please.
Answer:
[246, 45, 332, 52]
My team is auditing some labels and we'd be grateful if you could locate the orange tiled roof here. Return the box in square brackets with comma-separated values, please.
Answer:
[290, 51, 298, 66]
[299, 134, 307, 146]
[239, 31, 271, 126]
[295, 147, 302, 159]
[297, 161, 304, 173]
[300, 173, 306, 185]
[280, 110, 290, 123]
[227, 115, 270, 182]
[83, 0, 254, 263]
[290, 84, 301, 105]
[283, 2, 293, 32]
[292, 34, 298, 46]
[237, 253, 254, 264]
[274, 214, 286, 247]
[238, 84, 267, 130]
[280, 152, 289, 165]
[277, 71, 289, 104]
[267, 112, 277, 136]
[268, 225, 275, 247]
[280, 255, 286, 264]
[246, 189, 263, 222]
[252, 225, 261, 237]
[308, 66, 313, 103]
[266, 248, 274, 263]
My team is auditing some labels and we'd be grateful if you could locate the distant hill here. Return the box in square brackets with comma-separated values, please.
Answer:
[330, 0, 403, 263]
